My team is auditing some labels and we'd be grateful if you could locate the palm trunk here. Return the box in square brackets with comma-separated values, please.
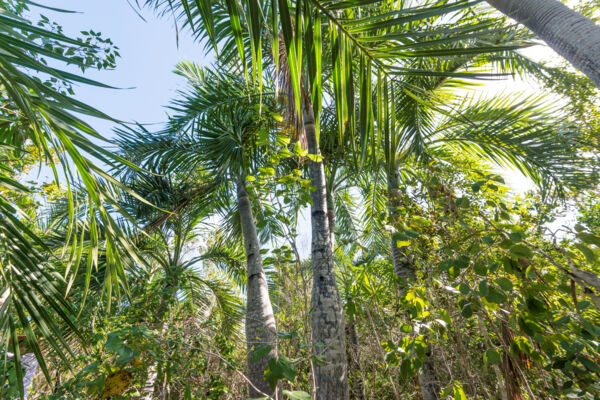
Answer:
[388, 180, 440, 400]
[302, 94, 349, 400]
[388, 183, 416, 296]
[21, 353, 38, 400]
[486, 0, 600, 86]
[418, 347, 441, 400]
[148, 271, 178, 399]
[237, 182, 278, 398]
[327, 183, 364, 400]
[346, 320, 366, 400]
[326, 189, 336, 246]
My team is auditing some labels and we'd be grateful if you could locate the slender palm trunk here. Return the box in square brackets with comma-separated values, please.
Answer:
[418, 347, 441, 400]
[388, 181, 416, 296]
[326, 186, 336, 246]
[486, 0, 600, 86]
[21, 353, 38, 400]
[327, 185, 365, 400]
[346, 320, 366, 400]
[148, 271, 178, 399]
[388, 179, 440, 400]
[237, 182, 278, 398]
[302, 94, 349, 400]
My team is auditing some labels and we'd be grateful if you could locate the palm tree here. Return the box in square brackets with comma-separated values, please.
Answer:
[42, 173, 244, 398]
[0, 3, 140, 397]
[485, 0, 600, 86]
[119, 170, 243, 398]
[139, 1, 534, 396]
[117, 64, 281, 397]
[365, 53, 592, 398]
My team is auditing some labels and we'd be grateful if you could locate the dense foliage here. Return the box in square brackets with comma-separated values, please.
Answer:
[1, 0, 600, 399]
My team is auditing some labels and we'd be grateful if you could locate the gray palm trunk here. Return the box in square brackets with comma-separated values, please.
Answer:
[21, 353, 38, 400]
[148, 269, 179, 399]
[486, 0, 600, 86]
[326, 188, 366, 400]
[302, 95, 349, 400]
[237, 182, 278, 398]
[388, 181, 440, 400]
[346, 320, 366, 400]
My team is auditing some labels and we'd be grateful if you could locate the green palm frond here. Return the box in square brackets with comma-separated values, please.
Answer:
[183, 269, 245, 336]
[0, 3, 150, 392]
[430, 94, 592, 197]
[200, 231, 248, 288]
[140, 0, 534, 149]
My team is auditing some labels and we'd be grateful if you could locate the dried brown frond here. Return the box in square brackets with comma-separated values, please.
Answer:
[276, 33, 308, 150]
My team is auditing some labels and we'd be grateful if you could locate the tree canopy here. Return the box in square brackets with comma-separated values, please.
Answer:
[1, 0, 600, 399]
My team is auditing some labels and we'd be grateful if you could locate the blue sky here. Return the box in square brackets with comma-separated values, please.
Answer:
[29, 1, 569, 254]
[39, 1, 212, 136]
[33, 0, 540, 200]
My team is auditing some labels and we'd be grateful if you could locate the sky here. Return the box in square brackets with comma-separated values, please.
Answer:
[26, 1, 576, 257]
[33, 1, 543, 194]
[37, 0, 212, 135]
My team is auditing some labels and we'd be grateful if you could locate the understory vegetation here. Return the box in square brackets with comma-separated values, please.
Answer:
[1, 0, 600, 399]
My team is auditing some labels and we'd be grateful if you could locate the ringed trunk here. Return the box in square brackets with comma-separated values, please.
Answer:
[237, 182, 278, 398]
[388, 180, 440, 400]
[302, 94, 349, 400]
[328, 184, 365, 399]
[486, 0, 600, 87]
[346, 320, 366, 400]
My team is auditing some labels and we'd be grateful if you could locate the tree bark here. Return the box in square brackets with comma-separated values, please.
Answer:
[326, 188, 336, 246]
[418, 346, 441, 400]
[388, 180, 440, 400]
[237, 182, 278, 398]
[21, 353, 38, 400]
[328, 184, 365, 400]
[486, 0, 600, 87]
[346, 320, 366, 400]
[148, 270, 178, 399]
[388, 184, 416, 296]
[302, 94, 349, 400]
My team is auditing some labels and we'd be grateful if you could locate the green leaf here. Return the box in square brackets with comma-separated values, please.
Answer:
[486, 287, 507, 304]
[293, 140, 308, 157]
[461, 303, 473, 318]
[577, 300, 591, 311]
[495, 277, 513, 291]
[252, 345, 272, 362]
[474, 263, 488, 276]
[306, 153, 324, 162]
[577, 355, 600, 372]
[264, 356, 297, 390]
[278, 0, 302, 121]
[471, 181, 485, 193]
[509, 244, 533, 259]
[283, 391, 312, 400]
[223, 0, 248, 80]
[478, 280, 489, 296]
[575, 243, 596, 263]
[459, 283, 470, 295]
[396, 240, 411, 248]
[509, 232, 523, 243]
[448, 265, 460, 282]
[453, 381, 469, 400]
[526, 297, 547, 315]
[481, 235, 495, 245]
[484, 348, 501, 365]
[577, 233, 600, 247]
